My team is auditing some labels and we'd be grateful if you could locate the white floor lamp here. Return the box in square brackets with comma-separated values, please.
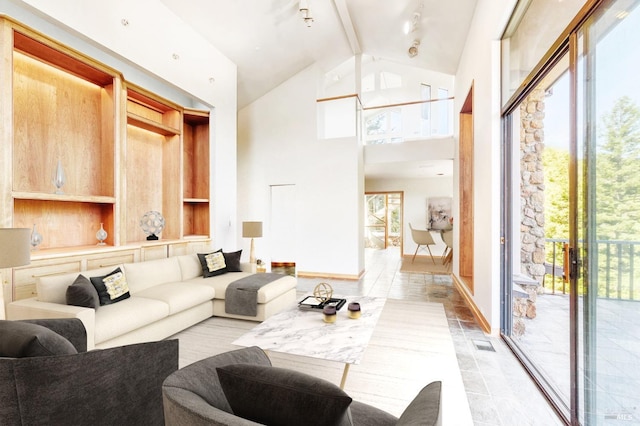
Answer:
[242, 221, 263, 265]
[0, 228, 31, 320]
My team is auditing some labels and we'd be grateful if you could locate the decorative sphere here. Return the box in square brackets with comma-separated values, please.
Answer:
[313, 282, 333, 303]
[140, 211, 165, 237]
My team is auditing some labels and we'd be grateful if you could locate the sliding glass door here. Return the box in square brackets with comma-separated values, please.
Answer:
[503, 51, 573, 418]
[578, 2, 640, 423]
[502, 0, 640, 423]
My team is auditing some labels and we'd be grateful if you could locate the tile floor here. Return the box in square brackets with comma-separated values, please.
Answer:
[296, 248, 564, 426]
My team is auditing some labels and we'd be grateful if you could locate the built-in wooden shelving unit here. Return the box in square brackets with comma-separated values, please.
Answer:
[0, 17, 212, 301]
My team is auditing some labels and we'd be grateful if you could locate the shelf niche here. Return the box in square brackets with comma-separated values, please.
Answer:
[10, 28, 118, 250]
[125, 87, 182, 244]
[183, 109, 210, 238]
[12, 35, 115, 199]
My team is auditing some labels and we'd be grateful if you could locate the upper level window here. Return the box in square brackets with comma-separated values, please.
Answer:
[365, 108, 402, 144]
[380, 72, 402, 89]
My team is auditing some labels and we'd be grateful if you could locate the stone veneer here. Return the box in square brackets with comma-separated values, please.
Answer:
[513, 88, 546, 336]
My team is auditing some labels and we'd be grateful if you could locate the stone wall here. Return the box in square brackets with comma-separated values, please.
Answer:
[520, 88, 546, 283]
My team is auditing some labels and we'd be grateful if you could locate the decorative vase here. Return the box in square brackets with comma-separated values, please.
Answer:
[96, 223, 108, 245]
[30, 224, 43, 250]
[52, 160, 66, 194]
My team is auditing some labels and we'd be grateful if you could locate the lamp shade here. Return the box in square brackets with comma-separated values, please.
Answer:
[0, 228, 31, 268]
[242, 221, 263, 238]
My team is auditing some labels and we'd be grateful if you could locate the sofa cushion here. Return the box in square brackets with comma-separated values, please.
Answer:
[217, 364, 353, 426]
[0, 320, 77, 357]
[66, 274, 100, 309]
[90, 267, 130, 306]
[197, 250, 227, 278]
[177, 254, 204, 280]
[222, 250, 243, 272]
[123, 257, 183, 293]
[93, 297, 170, 345]
[37, 265, 122, 304]
[134, 282, 215, 315]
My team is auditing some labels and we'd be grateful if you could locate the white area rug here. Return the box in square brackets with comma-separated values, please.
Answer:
[169, 299, 472, 425]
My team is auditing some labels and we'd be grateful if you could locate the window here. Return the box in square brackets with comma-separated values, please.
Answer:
[365, 109, 402, 144]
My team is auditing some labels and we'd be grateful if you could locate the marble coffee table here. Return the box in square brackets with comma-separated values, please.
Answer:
[233, 295, 386, 388]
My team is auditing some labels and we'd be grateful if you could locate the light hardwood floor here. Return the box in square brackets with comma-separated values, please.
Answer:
[172, 248, 563, 425]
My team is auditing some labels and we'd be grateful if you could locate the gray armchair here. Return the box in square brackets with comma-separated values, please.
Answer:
[0, 318, 178, 426]
[163, 346, 442, 426]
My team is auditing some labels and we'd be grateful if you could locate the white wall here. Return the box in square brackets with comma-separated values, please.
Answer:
[5, 0, 239, 250]
[453, 0, 517, 333]
[365, 177, 453, 256]
[238, 65, 364, 278]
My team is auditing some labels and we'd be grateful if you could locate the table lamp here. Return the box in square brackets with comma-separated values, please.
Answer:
[0, 228, 31, 320]
[242, 221, 263, 264]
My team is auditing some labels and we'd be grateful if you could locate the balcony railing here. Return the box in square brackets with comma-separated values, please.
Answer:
[543, 238, 640, 300]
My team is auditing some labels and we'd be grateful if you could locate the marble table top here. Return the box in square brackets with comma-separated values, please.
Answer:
[233, 296, 387, 365]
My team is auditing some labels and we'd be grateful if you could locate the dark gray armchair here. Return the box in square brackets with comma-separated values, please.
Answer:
[0, 318, 178, 426]
[163, 346, 442, 426]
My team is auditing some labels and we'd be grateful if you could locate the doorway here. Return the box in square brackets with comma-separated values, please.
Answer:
[364, 192, 403, 251]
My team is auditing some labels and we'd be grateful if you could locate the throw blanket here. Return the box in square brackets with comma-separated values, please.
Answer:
[225, 273, 284, 316]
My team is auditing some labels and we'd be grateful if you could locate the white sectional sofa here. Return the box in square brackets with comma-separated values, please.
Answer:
[6, 254, 297, 350]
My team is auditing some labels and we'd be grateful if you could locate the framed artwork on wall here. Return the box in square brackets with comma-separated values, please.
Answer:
[428, 197, 452, 230]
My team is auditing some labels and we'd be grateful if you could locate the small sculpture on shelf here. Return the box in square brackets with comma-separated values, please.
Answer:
[52, 160, 66, 195]
[30, 224, 43, 250]
[96, 223, 108, 245]
[140, 211, 165, 241]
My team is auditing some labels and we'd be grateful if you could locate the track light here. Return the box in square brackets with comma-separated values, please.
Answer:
[408, 40, 420, 58]
[299, 0, 313, 27]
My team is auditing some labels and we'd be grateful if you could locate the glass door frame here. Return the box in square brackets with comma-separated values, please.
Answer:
[500, 44, 577, 425]
[500, 1, 611, 424]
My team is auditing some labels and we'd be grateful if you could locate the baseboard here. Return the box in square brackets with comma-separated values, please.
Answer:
[296, 270, 363, 280]
[451, 273, 492, 334]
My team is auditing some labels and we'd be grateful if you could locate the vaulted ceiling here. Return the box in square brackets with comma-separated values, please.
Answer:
[159, 0, 477, 179]
[160, 0, 478, 109]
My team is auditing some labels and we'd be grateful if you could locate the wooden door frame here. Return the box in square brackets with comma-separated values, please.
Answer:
[459, 83, 474, 293]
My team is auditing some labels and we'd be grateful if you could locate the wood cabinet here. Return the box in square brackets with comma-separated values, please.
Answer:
[0, 17, 212, 301]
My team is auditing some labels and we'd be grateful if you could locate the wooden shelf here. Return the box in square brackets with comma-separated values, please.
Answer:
[183, 198, 209, 203]
[12, 191, 116, 204]
[127, 112, 180, 136]
[183, 234, 210, 240]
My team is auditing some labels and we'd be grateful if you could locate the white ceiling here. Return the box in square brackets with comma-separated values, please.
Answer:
[160, 0, 477, 178]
